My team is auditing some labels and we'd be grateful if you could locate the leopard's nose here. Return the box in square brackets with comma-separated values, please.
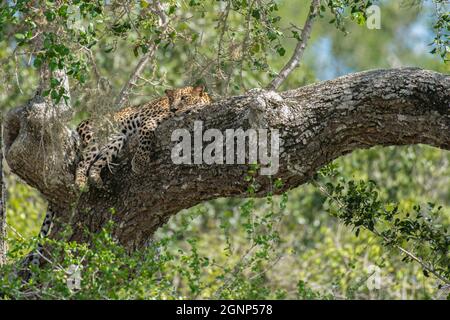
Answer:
[170, 103, 180, 112]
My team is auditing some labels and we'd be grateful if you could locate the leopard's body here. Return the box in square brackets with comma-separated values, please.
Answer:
[21, 86, 212, 272]
[75, 85, 212, 188]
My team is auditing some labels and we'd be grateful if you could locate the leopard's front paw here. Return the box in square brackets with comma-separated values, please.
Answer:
[75, 178, 89, 192]
[75, 170, 89, 191]
[88, 167, 104, 188]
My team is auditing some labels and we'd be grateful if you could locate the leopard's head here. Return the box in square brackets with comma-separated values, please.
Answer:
[165, 86, 212, 112]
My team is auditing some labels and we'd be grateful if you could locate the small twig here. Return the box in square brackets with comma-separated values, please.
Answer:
[135, 75, 161, 87]
[266, 0, 320, 91]
[5, 223, 25, 241]
[214, 243, 257, 298]
[216, 0, 231, 92]
[374, 230, 450, 285]
[13, 53, 24, 94]
[123, 0, 142, 38]
[81, 46, 101, 84]
[249, 254, 284, 281]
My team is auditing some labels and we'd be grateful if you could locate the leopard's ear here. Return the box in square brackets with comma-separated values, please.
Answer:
[193, 85, 205, 95]
[165, 89, 176, 104]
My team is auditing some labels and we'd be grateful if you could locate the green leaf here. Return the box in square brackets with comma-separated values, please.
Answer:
[58, 4, 68, 18]
[33, 57, 42, 68]
[14, 33, 25, 40]
[168, 5, 177, 14]
[250, 43, 260, 53]
[276, 46, 286, 56]
[49, 60, 58, 71]
[251, 9, 261, 20]
[50, 78, 60, 87]
[44, 10, 56, 22]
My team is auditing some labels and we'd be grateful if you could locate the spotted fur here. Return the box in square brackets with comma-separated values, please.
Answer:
[75, 86, 212, 188]
[22, 205, 55, 270]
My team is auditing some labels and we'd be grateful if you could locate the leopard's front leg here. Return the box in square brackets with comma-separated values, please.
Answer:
[87, 116, 141, 186]
[75, 120, 99, 189]
[87, 133, 127, 186]
[131, 120, 158, 174]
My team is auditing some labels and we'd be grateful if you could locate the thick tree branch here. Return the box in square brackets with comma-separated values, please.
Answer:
[3, 67, 449, 250]
[266, 0, 320, 91]
[3, 95, 78, 205]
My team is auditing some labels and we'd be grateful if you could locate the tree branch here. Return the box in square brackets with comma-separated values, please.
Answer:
[266, 0, 320, 91]
[3, 67, 449, 250]
[114, 0, 170, 109]
[34, 29, 72, 120]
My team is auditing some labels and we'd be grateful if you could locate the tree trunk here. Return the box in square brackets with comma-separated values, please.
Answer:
[3, 67, 449, 251]
[0, 120, 7, 265]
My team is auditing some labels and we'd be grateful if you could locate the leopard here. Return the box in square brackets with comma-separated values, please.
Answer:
[19, 86, 212, 273]
[75, 85, 212, 189]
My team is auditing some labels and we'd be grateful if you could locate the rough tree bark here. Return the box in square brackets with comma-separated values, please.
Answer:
[0, 120, 6, 265]
[2, 67, 449, 251]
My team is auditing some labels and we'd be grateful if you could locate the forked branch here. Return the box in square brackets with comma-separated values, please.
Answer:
[266, 0, 320, 90]
[114, 0, 170, 109]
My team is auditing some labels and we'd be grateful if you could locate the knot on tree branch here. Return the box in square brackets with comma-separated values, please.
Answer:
[3, 94, 78, 204]
[245, 88, 293, 128]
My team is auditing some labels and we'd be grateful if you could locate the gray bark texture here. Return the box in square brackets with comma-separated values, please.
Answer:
[0, 121, 6, 265]
[3, 67, 450, 251]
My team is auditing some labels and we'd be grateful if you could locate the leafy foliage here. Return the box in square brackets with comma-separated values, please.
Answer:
[0, 0, 447, 105]
[316, 165, 449, 285]
[430, 0, 450, 61]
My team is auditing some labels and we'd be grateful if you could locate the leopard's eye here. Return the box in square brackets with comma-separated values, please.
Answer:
[181, 96, 188, 101]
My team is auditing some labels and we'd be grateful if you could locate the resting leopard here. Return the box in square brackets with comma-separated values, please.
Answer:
[75, 85, 212, 188]
[20, 86, 212, 273]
